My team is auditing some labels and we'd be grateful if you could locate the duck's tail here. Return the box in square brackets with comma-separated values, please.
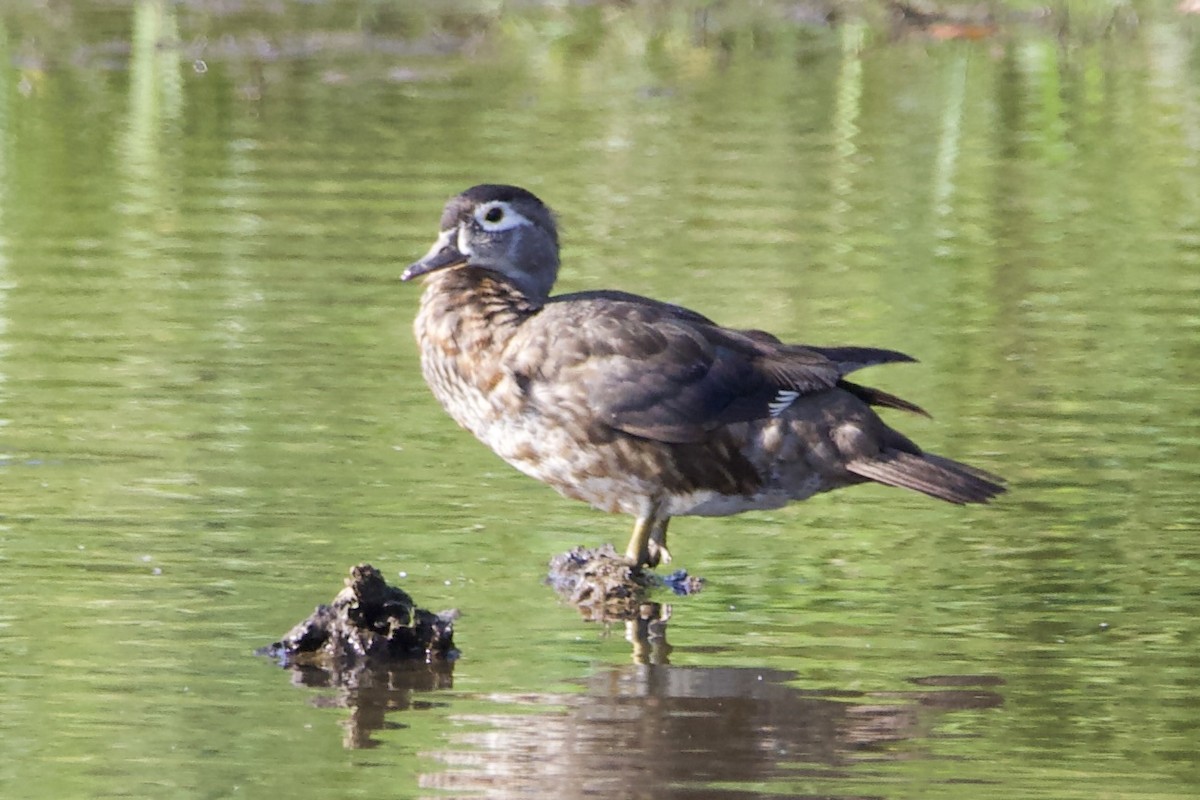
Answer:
[846, 449, 1006, 504]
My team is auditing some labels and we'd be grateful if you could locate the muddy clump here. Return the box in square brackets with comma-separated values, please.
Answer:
[260, 564, 458, 668]
[548, 544, 655, 621]
[547, 544, 704, 622]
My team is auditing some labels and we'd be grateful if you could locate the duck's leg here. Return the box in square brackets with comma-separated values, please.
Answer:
[647, 517, 672, 567]
[625, 508, 672, 568]
[625, 516, 655, 567]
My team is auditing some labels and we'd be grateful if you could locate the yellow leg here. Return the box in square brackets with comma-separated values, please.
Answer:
[625, 513, 672, 568]
[625, 516, 654, 566]
[648, 517, 672, 567]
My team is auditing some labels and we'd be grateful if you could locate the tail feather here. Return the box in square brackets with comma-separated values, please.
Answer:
[839, 379, 930, 417]
[846, 449, 1006, 504]
[806, 345, 917, 375]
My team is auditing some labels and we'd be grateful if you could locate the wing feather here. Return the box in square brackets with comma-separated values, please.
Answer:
[507, 297, 918, 444]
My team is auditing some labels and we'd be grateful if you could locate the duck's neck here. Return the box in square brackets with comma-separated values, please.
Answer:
[417, 267, 539, 345]
[413, 268, 541, 437]
[415, 267, 542, 381]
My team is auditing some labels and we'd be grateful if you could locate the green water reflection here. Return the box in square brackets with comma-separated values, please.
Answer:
[1, 1, 1198, 798]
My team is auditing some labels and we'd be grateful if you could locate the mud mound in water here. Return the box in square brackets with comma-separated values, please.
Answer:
[260, 564, 458, 667]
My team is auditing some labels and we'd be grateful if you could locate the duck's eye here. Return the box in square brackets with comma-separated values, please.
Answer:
[475, 201, 525, 232]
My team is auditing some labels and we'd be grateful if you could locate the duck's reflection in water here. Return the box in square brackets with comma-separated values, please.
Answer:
[420, 664, 1002, 798]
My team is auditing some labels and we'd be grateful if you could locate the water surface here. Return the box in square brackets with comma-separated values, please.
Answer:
[1, 2, 1198, 798]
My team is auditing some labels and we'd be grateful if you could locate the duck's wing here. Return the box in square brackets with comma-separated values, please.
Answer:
[507, 299, 916, 444]
[548, 289, 718, 325]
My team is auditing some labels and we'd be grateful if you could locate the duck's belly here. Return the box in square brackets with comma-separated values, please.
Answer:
[663, 482, 816, 517]
[422, 356, 654, 515]
[482, 412, 668, 517]
[437, 389, 830, 520]
[494, 422, 828, 519]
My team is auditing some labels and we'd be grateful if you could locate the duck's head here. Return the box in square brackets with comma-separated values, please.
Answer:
[402, 184, 560, 303]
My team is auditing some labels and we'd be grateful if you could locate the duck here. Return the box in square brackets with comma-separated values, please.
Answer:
[402, 184, 1004, 568]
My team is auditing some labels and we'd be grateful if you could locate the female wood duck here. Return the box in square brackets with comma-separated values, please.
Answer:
[403, 184, 1004, 568]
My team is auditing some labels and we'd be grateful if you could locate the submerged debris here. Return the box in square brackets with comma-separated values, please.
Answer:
[661, 568, 706, 597]
[548, 544, 654, 621]
[547, 544, 704, 622]
[259, 564, 459, 668]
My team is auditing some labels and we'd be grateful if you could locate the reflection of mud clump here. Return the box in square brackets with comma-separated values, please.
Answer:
[260, 564, 458, 666]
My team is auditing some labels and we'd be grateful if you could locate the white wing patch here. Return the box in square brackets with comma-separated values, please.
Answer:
[768, 390, 800, 417]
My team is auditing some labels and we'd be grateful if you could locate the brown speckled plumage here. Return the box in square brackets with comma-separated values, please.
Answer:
[403, 185, 1005, 567]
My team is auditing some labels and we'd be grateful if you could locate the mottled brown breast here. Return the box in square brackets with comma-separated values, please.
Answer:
[413, 269, 533, 433]
[413, 270, 767, 515]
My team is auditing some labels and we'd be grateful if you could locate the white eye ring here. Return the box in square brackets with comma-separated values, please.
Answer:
[475, 201, 528, 232]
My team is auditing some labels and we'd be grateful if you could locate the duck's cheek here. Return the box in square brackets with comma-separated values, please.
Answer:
[457, 225, 476, 258]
